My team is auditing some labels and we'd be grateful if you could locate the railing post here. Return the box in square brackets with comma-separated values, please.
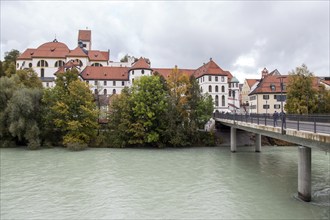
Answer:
[297, 114, 300, 131]
[314, 117, 316, 133]
[264, 114, 267, 126]
[257, 114, 259, 125]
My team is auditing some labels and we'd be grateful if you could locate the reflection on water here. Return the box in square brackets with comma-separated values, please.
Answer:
[0, 146, 329, 219]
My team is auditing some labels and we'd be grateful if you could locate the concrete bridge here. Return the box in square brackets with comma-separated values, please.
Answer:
[213, 112, 330, 202]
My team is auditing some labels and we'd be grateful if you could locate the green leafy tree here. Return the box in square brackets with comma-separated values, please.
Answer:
[43, 69, 99, 150]
[1, 49, 20, 77]
[0, 69, 43, 148]
[285, 64, 317, 114]
[129, 76, 168, 145]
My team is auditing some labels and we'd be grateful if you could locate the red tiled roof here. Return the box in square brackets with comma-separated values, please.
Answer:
[246, 79, 259, 87]
[250, 75, 289, 95]
[194, 59, 231, 78]
[29, 41, 70, 58]
[17, 48, 36, 60]
[78, 30, 91, 41]
[80, 66, 129, 80]
[68, 46, 88, 57]
[153, 68, 195, 78]
[88, 50, 109, 61]
[131, 57, 151, 69]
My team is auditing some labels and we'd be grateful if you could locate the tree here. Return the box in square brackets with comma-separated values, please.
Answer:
[285, 64, 318, 114]
[1, 49, 20, 77]
[43, 69, 99, 150]
[316, 84, 330, 113]
[129, 76, 168, 145]
[0, 69, 43, 148]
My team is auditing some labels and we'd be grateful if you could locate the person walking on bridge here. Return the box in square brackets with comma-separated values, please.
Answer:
[273, 111, 279, 127]
[280, 111, 286, 128]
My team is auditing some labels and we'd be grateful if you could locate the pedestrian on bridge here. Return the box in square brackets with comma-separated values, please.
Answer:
[273, 111, 279, 127]
[280, 111, 286, 128]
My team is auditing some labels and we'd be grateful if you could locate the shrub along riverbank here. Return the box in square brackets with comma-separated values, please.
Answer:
[0, 68, 215, 151]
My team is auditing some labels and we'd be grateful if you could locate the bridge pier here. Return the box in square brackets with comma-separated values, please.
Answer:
[255, 133, 261, 152]
[298, 146, 311, 202]
[230, 127, 237, 152]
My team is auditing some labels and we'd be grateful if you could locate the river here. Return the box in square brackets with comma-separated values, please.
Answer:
[0, 146, 329, 219]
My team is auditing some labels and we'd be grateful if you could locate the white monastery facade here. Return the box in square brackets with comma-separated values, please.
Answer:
[17, 30, 240, 112]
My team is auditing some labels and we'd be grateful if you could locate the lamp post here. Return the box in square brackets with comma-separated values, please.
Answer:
[266, 100, 268, 115]
[278, 76, 286, 134]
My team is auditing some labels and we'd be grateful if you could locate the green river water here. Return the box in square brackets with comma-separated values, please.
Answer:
[0, 146, 329, 219]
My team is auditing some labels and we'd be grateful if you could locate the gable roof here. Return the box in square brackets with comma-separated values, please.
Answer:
[246, 79, 259, 87]
[68, 46, 88, 57]
[194, 59, 232, 79]
[131, 57, 151, 70]
[80, 66, 129, 80]
[249, 75, 289, 95]
[78, 30, 91, 41]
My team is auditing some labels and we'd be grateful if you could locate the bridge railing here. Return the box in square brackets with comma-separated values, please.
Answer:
[213, 112, 330, 134]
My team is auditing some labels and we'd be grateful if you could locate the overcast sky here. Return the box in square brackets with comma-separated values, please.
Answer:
[1, 1, 329, 82]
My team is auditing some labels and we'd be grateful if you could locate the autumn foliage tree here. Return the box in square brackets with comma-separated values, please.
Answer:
[285, 64, 318, 114]
[43, 69, 99, 150]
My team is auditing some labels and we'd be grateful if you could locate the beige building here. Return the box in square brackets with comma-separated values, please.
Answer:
[241, 78, 259, 112]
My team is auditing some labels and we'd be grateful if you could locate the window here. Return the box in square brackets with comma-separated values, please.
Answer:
[263, 105, 270, 109]
[270, 84, 276, 91]
[94, 89, 98, 94]
[113, 81, 116, 86]
[274, 95, 277, 99]
[37, 60, 48, 67]
[40, 68, 44, 77]
[215, 85, 219, 92]
[250, 105, 257, 109]
[132, 70, 134, 75]
[74, 59, 83, 66]
[113, 89, 116, 94]
[200, 87, 203, 93]
[274, 104, 281, 109]
[209, 75, 212, 81]
[141, 69, 145, 74]
[215, 76, 218, 82]
[86, 80, 89, 84]
[104, 89, 107, 95]
[46, 82, 49, 87]
[94, 80, 98, 86]
[17, 63, 19, 68]
[221, 76, 224, 82]
[222, 86, 225, 93]
[122, 81, 125, 86]
[263, 95, 269, 100]
[91, 63, 103, 67]
[215, 95, 219, 107]
[104, 81, 107, 86]
[250, 96, 256, 101]
[222, 95, 225, 106]
[55, 60, 65, 67]
[209, 85, 212, 92]
[29, 63, 32, 68]
[229, 91, 231, 97]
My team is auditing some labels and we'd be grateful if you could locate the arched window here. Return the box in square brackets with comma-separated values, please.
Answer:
[209, 85, 212, 93]
[91, 63, 103, 67]
[200, 86, 203, 93]
[55, 60, 65, 67]
[113, 89, 116, 94]
[222, 86, 225, 92]
[37, 60, 48, 67]
[74, 59, 83, 66]
[215, 95, 219, 107]
[104, 89, 107, 96]
[29, 63, 32, 68]
[40, 68, 44, 77]
[215, 85, 219, 92]
[141, 69, 145, 74]
[229, 91, 232, 97]
[222, 95, 225, 106]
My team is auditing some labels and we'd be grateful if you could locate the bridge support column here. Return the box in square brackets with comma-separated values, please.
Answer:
[255, 133, 261, 152]
[230, 127, 237, 152]
[298, 146, 311, 202]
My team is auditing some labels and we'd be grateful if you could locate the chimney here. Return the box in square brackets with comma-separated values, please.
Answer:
[262, 68, 269, 78]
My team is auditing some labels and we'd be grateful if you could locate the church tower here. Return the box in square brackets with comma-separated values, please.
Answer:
[78, 29, 91, 50]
